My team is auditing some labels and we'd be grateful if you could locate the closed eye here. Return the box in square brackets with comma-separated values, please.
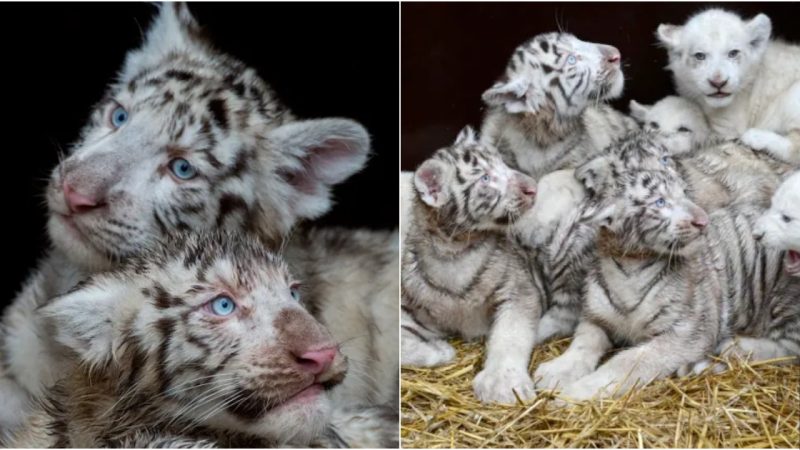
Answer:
[782, 214, 792, 223]
[677, 126, 691, 133]
[649, 122, 660, 130]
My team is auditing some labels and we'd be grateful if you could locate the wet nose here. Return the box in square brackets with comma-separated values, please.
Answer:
[690, 208, 710, 230]
[294, 347, 337, 375]
[708, 78, 728, 89]
[63, 182, 102, 214]
[600, 45, 621, 65]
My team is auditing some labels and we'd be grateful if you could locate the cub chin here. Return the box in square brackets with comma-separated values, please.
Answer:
[401, 127, 543, 404]
[4, 232, 348, 448]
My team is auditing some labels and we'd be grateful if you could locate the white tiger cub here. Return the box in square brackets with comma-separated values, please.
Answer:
[629, 96, 710, 155]
[3, 232, 395, 448]
[534, 135, 799, 403]
[755, 171, 800, 276]
[481, 32, 638, 179]
[402, 127, 542, 404]
[657, 9, 800, 164]
[0, 2, 397, 437]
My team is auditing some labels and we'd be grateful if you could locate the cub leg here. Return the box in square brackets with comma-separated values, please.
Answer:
[400, 307, 454, 368]
[534, 319, 611, 391]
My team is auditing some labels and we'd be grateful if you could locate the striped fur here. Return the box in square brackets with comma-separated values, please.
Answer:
[0, 3, 397, 442]
[4, 232, 353, 447]
[535, 143, 799, 403]
[480, 32, 638, 179]
[401, 128, 543, 403]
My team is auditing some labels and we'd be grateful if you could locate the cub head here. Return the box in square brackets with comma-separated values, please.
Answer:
[46, 3, 370, 270]
[629, 96, 710, 155]
[576, 136, 709, 257]
[482, 32, 624, 117]
[754, 171, 800, 276]
[413, 126, 537, 235]
[657, 9, 771, 109]
[42, 232, 347, 446]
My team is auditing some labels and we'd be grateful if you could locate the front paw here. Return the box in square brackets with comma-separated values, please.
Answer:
[473, 365, 536, 404]
[740, 128, 791, 159]
[676, 359, 727, 377]
[534, 356, 593, 391]
[401, 339, 456, 367]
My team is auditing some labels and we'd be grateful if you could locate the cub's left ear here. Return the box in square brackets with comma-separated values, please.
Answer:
[656, 23, 682, 49]
[270, 118, 370, 221]
[629, 100, 650, 123]
[120, 3, 207, 81]
[40, 279, 135, 368]
[454, 126, 478, 146]
[482, 76, 543, 114]
[746, 14, 772, 51]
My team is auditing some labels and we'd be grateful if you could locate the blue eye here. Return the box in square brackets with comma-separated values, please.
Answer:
[210, 296, 236, 316]
[655, 198, 666, 208]
[290, 284, 301, 302]
[110, 106, 129, 128]
[169, 158, 197, 180]
[567, 54, 577, 65]
[480, 174, 490, 183]
[660, 155, 670, 165]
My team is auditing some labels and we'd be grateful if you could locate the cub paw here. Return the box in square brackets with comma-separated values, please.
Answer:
[740, 128, 791, 160]
[676, 359, 727, 377]
[473, 365, 536, 404]
[534, 356, 592, 391]
[401, 339, 455, 367]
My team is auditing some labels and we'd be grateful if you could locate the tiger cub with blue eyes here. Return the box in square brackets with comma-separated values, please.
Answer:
[401, 127, 543, 404]
[0, 2, 397, 437]
[2, 232, 396, 448]
[534, 134, 800, 404]
[480, 32, 638, 180]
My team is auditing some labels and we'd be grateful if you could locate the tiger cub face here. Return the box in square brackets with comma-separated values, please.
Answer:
[577, 140, 709, 256]
[629, 96, 710, 155]
[46, 4, 369, 270]
[413, 127, 537, 234]
[42, 232, 346, 446]
[482, 32, 624, 117]
[754, 172, 800, 276]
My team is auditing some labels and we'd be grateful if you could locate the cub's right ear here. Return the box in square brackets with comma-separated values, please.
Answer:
[414, 159, 450, 208]
[575, 156, 611, 199]
[629, 100, 650, 123]
[656, 23, 682, 49]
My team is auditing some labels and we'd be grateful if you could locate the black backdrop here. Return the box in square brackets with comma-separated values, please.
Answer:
[1, 3, 398, 310]
[401, 2, 800, 170]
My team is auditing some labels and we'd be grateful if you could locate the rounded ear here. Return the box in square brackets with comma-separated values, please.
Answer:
[269, 118, 370, 220]
[481, 77, 540, 114]
[656, 23, 682, 49]
[120, 3, 207, 81]
[575, 156, 611, 198]
[747, 13, 772, 51]
[629, 100, 650, 122]
[455, 126, 478, 146]
[414, 159, 450, 208]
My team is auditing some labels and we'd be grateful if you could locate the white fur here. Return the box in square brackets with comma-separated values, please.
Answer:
[658, 9, 800, 163]
[629, 96, 710, 155]
[755, 171, 800, 276]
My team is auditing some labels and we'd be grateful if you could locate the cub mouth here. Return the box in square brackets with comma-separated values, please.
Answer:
[786, 250, 800, 276]
[707, 91, 731, 98]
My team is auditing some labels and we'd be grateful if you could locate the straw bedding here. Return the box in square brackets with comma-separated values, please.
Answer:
[401, 339, 799, 448]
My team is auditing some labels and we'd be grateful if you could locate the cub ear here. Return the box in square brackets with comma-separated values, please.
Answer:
[270, 118, 370, 221]
[414, 159, 451, 208]
[575, 156, 612, 199]
[629, 100, 650, 123]
[120, 2, 206, 81]
[481, 76, 543, 114]
[746, 13, 772, 51]
[656, 23, 682, 49]
[40, 278, 135, 368]
[454, 126, 478, 146]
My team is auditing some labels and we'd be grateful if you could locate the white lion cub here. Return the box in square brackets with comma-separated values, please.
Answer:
[657, 9, 800, 164]
[629, 96, 710, 155]
[755, 171, 800, 277]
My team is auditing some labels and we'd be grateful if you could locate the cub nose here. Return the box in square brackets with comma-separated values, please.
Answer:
[599, 44, 621, 65]
[294, 347, 337, 375]
[63, 182, 102, 214]
[708, 78, 728, 89]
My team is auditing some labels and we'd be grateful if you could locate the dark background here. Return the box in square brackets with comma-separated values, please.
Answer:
[401, 2, 800, 170]
[1, 3, 398, 309]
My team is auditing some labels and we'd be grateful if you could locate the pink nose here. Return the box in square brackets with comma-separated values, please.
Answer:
[607, 52, 621, 64]
[63, 182, 101, 214]
[294, 347, 337, 375]
[691, 215, 709, 229]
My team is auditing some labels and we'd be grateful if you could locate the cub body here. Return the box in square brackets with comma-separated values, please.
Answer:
[481, 32, 637, 179]
[658, 9, 800, 164]
[401, 128, 542, 404]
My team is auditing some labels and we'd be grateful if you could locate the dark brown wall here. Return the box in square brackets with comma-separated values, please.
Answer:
[401, 2, 800, 170]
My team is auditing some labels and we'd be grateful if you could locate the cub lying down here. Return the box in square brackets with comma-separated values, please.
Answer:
[401, 127, 541, 404]
[3, 233, 396, 448]
[535, 136, 799, 403]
